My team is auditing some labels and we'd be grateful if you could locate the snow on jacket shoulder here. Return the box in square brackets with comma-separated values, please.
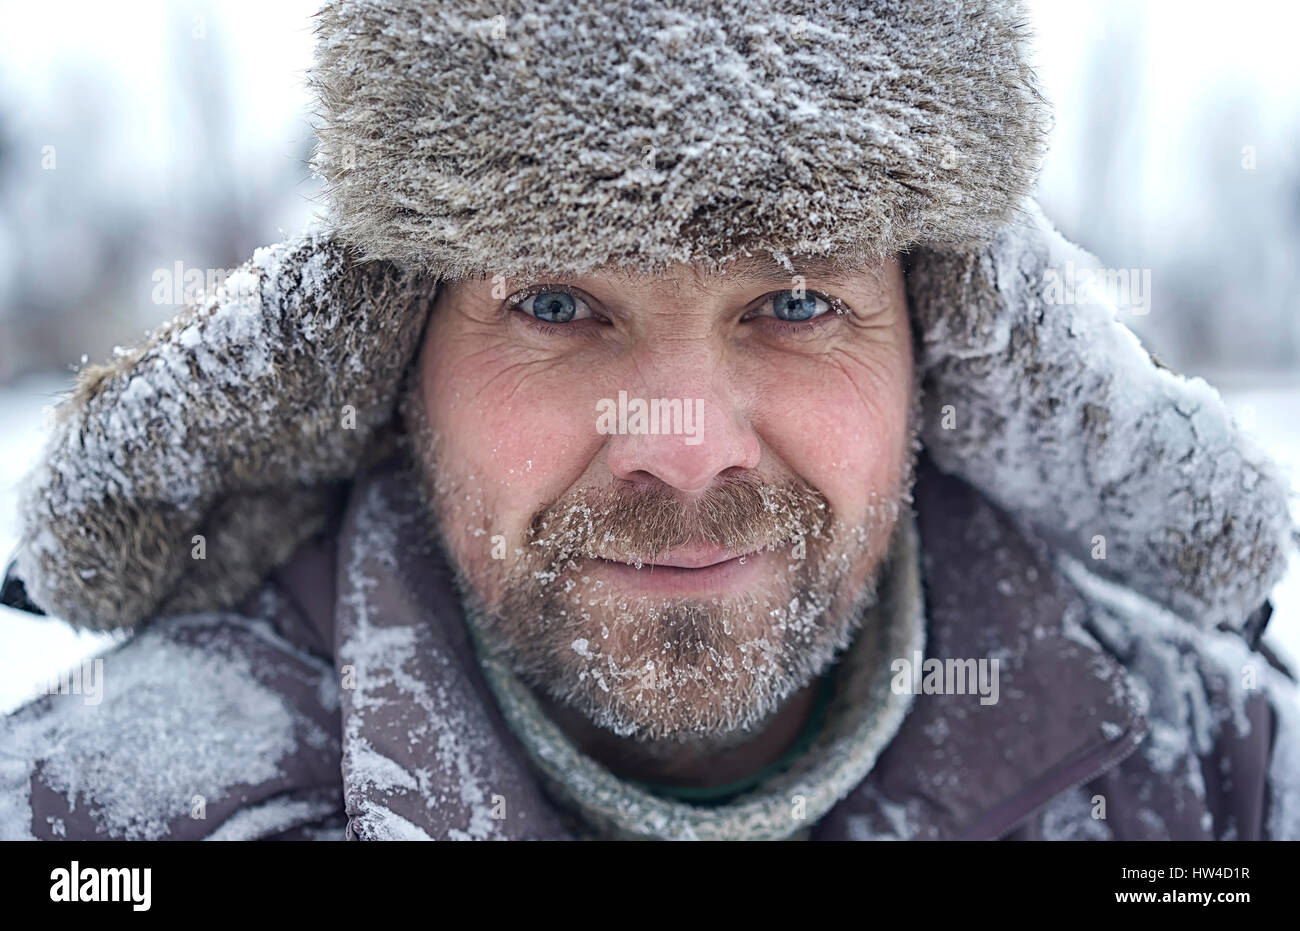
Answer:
[0, 577, 346, 840]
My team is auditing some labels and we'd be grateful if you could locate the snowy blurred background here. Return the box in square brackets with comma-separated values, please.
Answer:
[1, 0, 1298, 711]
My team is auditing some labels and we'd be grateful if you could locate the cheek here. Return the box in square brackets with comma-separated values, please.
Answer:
[420, 325, 602, 541]
[748, 333, 912, 519]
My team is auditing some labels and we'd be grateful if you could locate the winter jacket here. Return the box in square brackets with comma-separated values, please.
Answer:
[3, 450, 1295, 840]
[2, 0, 1298, 839]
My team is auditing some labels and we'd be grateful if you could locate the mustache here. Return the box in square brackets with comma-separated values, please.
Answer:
[524, 473, 832, 565]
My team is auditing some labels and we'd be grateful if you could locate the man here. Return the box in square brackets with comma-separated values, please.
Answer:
[2, 0, 1297, 841]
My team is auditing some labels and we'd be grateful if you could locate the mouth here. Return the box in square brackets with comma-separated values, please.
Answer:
[590, 544, 767, 595]
[616, 544, 759, 570]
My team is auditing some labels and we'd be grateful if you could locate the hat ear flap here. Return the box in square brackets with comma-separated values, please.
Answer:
[14, 230, 436, 631]
[909, 199, 1296, 632]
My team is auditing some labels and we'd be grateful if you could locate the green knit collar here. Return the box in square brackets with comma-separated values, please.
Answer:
[624, 669, 837, 807]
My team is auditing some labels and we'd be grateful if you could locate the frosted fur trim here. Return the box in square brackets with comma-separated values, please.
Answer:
[910, 200, 1298, 632]
[13, 230, 434, 630]
[310, 0, 1049, 277]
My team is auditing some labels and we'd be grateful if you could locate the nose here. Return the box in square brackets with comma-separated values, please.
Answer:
[602, 350, 761, 495]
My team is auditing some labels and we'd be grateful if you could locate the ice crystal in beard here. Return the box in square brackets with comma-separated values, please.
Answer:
[523, 473, 828, 572]
[471, 475, 902, 743]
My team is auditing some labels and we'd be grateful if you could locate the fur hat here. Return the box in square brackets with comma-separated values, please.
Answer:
[7, 0, 1295, 636]
[311, 0, 1048, 276]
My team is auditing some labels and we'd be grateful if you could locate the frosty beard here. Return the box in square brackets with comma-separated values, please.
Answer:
[465, 477, 908, 746]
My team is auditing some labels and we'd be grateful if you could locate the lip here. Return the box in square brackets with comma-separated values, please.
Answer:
[611, 544, 756, 570]
[589, 545, 766, 595]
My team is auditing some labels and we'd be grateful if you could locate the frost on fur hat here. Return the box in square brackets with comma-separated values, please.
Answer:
[311, 0, 1049, 277]
[911, 202, 1298, 633]
[13, 233, 434, 630]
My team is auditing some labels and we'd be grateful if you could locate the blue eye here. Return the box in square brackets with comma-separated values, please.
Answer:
[518, 289, 594, 323]
[757, 290, 834, 322]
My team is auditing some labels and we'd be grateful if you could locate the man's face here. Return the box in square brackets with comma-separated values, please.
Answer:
[410, 255, 917, 744]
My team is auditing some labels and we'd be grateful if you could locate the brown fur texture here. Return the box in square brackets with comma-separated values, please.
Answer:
[310, 0, 1049, 277]
[15, 232, 434, 630]
[910, 202, 1298, 632]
